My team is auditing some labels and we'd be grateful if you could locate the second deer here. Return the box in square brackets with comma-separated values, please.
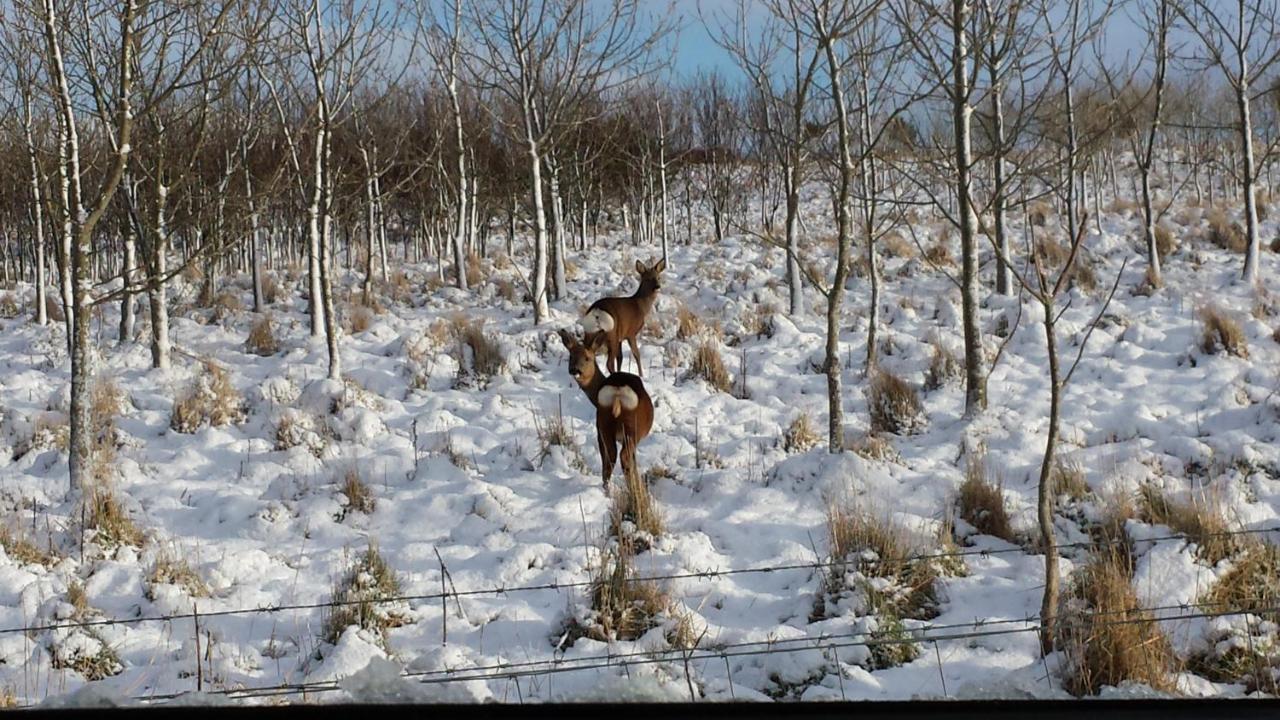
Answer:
[579, 258, 666, 377]
[558, 329, 653, 488]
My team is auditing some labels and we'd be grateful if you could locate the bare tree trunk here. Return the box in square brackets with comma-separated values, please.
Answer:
[119, 226, 136, 342]
[307, 126, 326, 337]
[528, 140, 551, 323]
[1237, 71, 1261, 283]
[1037, 299, 1062, 655]
[821, 17, 853, 453]
[953, 0, 987, 415]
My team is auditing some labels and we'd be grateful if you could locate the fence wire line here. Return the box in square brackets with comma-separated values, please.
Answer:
[119, 601, 1280, 704]
[3, 525, 1276, 637]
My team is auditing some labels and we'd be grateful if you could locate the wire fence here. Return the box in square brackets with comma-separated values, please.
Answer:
[3, 525, 1276, 637]
[4, 525, 1278, 706]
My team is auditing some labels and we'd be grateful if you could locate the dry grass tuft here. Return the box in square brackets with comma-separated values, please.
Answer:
[1058, 549, 1177, 696]
[1190, 541, 1280, 693]
[923, 231, 954, 267]
[209, 290, 244, 323]
[883, 232, 916, 259]
[245, 314, 280, 356]
[609, 465, 664, 540]
[338, 467, 376, 517]
[273, 410, 329, 458]
[1155, 224, 1177, 260]
[850, 433, 901, 463]
[957, 450, 1015, 542]
[261, 272, 282, 305]
[689, 340, 732, 393]
[86, 485, 144, 549]
[1138, 484, 1238, 565]
[49, 627, 123, 680]
[532, 402, 586, 473]
[171, 361, 245, 433]
[0, 293, 19, 319]
[66, 580, 90, 618]
[346, 304, 375, 334]
[1052, 457, 1090, 501]
[783, 411, 821, 454]
[1198, 305, 1249, 359]
[924, 337, 962, 391]
[868, 370, 926, 436]
[580, 538, 673, 643]
[322, 543, 410, 649]
[1029, 201, 1052, 227]
[676, 303, 709, 341]
[0, 523, 53, 567]
[451, 315, 504, 387]
[1206, 209, 1247, 253]
[146, 550, 209, 600]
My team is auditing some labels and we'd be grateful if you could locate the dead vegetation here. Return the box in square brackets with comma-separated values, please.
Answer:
[1189, 541, 1280, 693]
[868, 370, 926, 435]
[170, 361, 246, 433]
[923, 337, 962, 391]
[957, 451, 1015, 543]
[572, 537, 674, 644]
[451, 315, 505, 387]
[0, 522, 54, 567]
[1057, 549, 1177, 696]
[609, 466, 664, 541]
[1138, 484, 1238, 565]
[0, 292, 19, 319]
[1198, 305, 1249, 359]
[1051, 457, 1090, 501]
[782, 411, 820, 453]
[145, 549, 209, 600]
[338, 466, 376, 517]
[245, 314, 280, 356]
[321, 543, 411, 649]
[86, 484, 144, 550]
[1205, 209, 1247, 253]
[689, 340, 732, 393]
[532, 401, 586, 473]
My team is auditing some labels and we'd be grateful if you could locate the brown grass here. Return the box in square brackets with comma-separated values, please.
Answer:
[1198, 305, 1249, 359]
[924, 337, 962, 391]
[883, 232, 916, 259]
[1029, 201, 1052, 227]
[582, 538, 673, 642]
[339, 467, 376, 516]
[0, 523, 53, 567]
[609, 464, 664, 539]
[1138, 484, 1238, 565]
[347, 304, 375, 334]
[923, 231, 954, 267]
[451, 315, 504, 386]
[1206, 209, 1247, 253]
[171, 361, 245, 433]
[1052, 457, 1090, 501]
[209, 290, 244, 323]
[86, 485, 144, 549]
[690, 340, 732, 393]
[0, 293, 19, 319]
[322, 543, 410, 649]
[66, 580, 90, 618]
[957, 451, 1015, 542]
[676, 303, 709, 341]
[783, 412, 821, 453]
[245, 314, 280, 356]
[1155, 224, 1177, 260]
[1058, 549, 1177, 696]
[261, 272, 282, 305]
[850, 433, 901, 463]
[146, 550, 209, 600]
[532, 403, 586, 473]
[868, 370, 926, 436]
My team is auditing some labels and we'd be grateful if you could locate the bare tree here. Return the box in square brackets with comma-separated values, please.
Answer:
[1177, 0, 1280, 284]
[462, 0, 670, 324]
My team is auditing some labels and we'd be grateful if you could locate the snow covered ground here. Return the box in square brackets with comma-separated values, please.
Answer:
[1, 191, 1279, 706]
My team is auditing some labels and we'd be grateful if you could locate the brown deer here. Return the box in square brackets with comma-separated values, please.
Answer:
[579, 258, 666, 377]
[557, 329, 654, 487]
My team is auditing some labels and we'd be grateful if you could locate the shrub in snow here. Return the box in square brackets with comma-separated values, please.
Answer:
[244, 314, 280, 356]
[688, 340, 732, 394]
[87, 484, 144, 550]
[1198, 305, 1249, 359]
[49, 627, 123, 681]
[0, 292, 19, 319]
[565, 537, 674, 646]
[274, 409, 329, 458]
[867, 370, 926, 436]
[450, 315, 504, 388]
[957, 451, 1015, 543]
[782, 411, 820, 454]
[337, 466, 376, 519]
[0, 523, 53, 567]
[170, 361, 245, 433]
[816, 503, 955, 627]
[1137, 484, 1238, 564]
[608, 463, 663, 541]
[322, 543, 410, 650]
[1187, 610, 1280, 695]
[1057, 550, 1176, 697]
[145, 549, 209, 601]
[1205, 209, 1247, 253]
[923, 337, 962, 391]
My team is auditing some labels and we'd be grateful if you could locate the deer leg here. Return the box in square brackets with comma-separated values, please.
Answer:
[598, 422, 618, 487]
[609, 338, 622, 375]
[626, 335, 643, 377]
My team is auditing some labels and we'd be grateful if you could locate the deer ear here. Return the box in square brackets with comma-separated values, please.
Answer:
[587, 332, 608, 353]
[653, 258, 666, 274]
[635, 259, 645, 274]
[557, 328, 576, 349]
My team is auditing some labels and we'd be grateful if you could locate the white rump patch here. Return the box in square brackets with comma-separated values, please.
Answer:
[580, 308, 615, 334]
[597, 386, 639, 412]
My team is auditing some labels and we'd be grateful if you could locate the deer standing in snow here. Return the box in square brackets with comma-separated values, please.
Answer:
[579, 258, 666, 377]
[557, 329, 654, 487]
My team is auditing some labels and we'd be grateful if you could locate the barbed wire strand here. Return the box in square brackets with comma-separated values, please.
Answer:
[4, 525, 1276, 637]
